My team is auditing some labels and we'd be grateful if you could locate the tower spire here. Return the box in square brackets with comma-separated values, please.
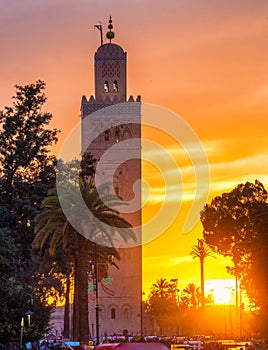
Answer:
[106, 15, 115, 43]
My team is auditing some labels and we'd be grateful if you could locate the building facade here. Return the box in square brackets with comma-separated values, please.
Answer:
[80, 17, 142, 338]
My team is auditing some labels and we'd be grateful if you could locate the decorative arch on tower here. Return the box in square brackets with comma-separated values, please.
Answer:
[109, 304, 118, 320]
[123, 126, 132, 139]
[114, 127, 120, 143]
[121, 304, 132, 320]
[104, 129, 110, 141]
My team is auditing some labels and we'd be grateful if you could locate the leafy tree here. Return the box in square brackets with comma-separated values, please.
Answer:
[0, 227, 55, 343]
[0, 228, 21, 342]
[200, 180, 268, 336]
[190, 238, 214, 307]
[146, 278, 180, 334]
[0, 80, 58, 192]
[0, 80, 58, 260]
[0, 81, 59, 344]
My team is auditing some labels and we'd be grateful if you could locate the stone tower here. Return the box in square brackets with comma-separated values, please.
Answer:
[81, 17, 142, 338]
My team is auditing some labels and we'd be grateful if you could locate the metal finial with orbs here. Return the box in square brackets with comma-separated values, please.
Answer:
[106, 15, 115, 43]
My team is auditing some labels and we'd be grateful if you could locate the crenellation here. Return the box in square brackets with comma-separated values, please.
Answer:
[88, 95, 95, 103]
[81, 95, 87, 103]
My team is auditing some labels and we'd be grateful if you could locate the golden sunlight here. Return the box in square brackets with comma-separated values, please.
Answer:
[205, 279, 236, 305]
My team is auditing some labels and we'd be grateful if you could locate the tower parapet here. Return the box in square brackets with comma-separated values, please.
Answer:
[81, 94, 141, 117]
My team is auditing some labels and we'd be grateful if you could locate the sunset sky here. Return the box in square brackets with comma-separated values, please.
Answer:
[1, 0, 268, 300]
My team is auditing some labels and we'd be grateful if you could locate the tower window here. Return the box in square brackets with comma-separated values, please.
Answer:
[114, 128, 120, 143]
[104, 80, 109, 92]
[113, 80, 119, 92]
[123, 308, 129, 319]
[111, 308, 116, 319]
[123, 127, 132, 139]
[104, 130, 109, 141]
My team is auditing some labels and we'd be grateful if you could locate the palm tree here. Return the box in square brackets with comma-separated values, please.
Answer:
[167, 278, 179, 302]
[182, 283, 201, 309]
[34, 179, 135, 343]
[150, 278, 170, 299]
[190, 238, 215, 307]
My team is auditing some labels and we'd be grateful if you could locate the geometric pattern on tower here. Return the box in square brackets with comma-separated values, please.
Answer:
[102, 62, 120, 78]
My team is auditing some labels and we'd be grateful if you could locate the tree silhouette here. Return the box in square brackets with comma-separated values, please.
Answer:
[151, 278, 171, 298]
[146, 278, 180, 333]
[34, 179, 135, 342]
[190, 238, 214, 307]
[0, 81, 58, 343]
[200, 180, 268, 336]
[182, 283, 201, 309]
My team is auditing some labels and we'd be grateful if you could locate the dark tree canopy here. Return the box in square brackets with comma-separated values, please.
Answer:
[146, 278, 179, 317]
[201, 180, 268, 262]
[200, 180, 268, 336]
[0, 81, 59, 344]
[0, 80, 58, 193]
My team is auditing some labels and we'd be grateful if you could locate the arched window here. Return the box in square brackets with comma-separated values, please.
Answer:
[104, 130, 109, 141]
[113, 80, 118, 92]
[123, 308, 129, 319]
[114, 128, 120, 143]
[123, 127, 132, 139]
[104, 80, 109, 92]
[111, 307, 116, 319]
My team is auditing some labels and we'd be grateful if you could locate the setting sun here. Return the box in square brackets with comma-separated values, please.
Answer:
[206, 279, 236, 305]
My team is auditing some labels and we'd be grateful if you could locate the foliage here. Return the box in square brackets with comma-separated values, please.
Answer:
[0, 228, 54, 343]
[0, 80, 58, 191]
[181, 283, 201, 309]
[150, 278, 171, 299]
[190, 238, 214, 262]
[200, 180, 268, 336]
[0, 81, 59, 344]
[0, 228, 21, 342]
[190, 238, 215, 306]
[145, 278, 208, 334]
[146, 278, 179, 319]
[56, 152, 96, 186]
[34, 175, 135, 343]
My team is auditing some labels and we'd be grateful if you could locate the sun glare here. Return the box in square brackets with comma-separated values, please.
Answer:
[206, 279, 236, 305]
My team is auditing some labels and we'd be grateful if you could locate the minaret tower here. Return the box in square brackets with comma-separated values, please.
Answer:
[95, 16, 127, 104]
[81, 16, 140, 116]
[81, 17, 142, 337]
